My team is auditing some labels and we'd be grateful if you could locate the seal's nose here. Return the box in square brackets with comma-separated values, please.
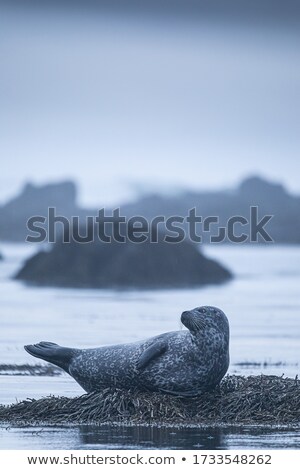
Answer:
[181, 310, 189, 323]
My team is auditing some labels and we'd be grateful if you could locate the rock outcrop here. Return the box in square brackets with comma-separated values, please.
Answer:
[15, 233, 232, 289]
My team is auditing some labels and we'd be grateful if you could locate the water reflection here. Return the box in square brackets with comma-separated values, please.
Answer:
[78, 425, 300, 450]
[1, 425, 300, 450]
[78, 425, 225, 449]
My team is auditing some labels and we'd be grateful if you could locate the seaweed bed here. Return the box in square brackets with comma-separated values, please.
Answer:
[1, 375, 300, 428]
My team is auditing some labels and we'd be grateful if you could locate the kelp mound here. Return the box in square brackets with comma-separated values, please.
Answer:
[1, 375, 299, 427]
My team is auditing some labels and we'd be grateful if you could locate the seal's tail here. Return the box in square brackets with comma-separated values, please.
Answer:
[24, 342, 74, 373]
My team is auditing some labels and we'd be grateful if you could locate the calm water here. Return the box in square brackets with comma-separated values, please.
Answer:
[0, 242, 300, 449]
[1, 425, 300, 450]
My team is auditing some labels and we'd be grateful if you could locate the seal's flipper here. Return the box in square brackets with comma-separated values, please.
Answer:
[24, 342, 75, 373]
[137, 341, 167, 370]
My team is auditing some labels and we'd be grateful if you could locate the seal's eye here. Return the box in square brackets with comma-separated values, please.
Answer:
[198, 307, 206, 313]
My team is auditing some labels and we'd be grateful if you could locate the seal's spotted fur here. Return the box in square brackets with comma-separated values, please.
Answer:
[24, 306, 229, 397]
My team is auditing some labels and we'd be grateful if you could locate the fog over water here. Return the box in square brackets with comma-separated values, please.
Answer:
[1, 1, 299, 205]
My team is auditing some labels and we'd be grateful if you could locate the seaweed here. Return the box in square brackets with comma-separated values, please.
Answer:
[1, 375, 300, 427]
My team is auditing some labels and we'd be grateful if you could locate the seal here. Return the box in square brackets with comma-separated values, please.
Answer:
[24, 306, 230, 397]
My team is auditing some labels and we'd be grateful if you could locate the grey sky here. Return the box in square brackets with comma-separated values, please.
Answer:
[1, 5, 300, 206]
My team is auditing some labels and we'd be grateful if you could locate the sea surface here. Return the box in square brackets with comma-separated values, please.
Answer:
[0, 242, 300, 449]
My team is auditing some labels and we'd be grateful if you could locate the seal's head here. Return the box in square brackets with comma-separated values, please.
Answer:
[181, 306, 229, 338]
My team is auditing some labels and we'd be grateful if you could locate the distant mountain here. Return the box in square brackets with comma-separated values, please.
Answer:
[15, 232, 232, 289]
[0, 181, 79, 241]
[0, 175, 299, 244]
[119, 176, 300, 244]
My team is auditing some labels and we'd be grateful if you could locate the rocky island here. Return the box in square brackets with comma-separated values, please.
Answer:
[15, 233, 232, 289]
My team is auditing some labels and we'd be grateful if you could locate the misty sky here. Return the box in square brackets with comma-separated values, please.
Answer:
[1, 3, 300, 206]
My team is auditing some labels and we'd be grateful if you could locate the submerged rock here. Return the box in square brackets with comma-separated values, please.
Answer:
[15, 233, 232, 289]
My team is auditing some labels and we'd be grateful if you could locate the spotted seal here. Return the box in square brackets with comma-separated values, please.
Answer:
[24, 306, 230, 397]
